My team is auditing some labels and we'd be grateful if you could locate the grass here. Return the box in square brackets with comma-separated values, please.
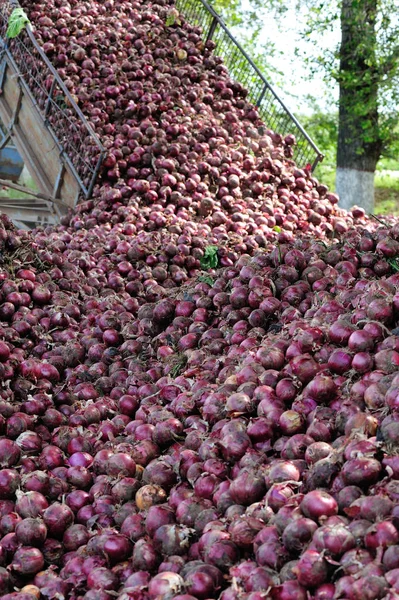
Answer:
[374, 169, 399, 215]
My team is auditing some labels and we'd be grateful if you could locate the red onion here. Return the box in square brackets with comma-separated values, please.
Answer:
[265, 461, 301, 486]
[87, 567, 119, 591]
[271, 580, 308, 600]
[0, 512, 22, 536]
[282, 518, 318, 553]
[229, 469, 266, 505]
[365, 522, 399, 550]
[312, 524, 355, 556]
[266, 482, 296, 511]
[327, 349, 353, 374]
[15, 518, 47, 547]
[148, 572, 184, 599]
[146, 505, 176, 538]
[153, 524, 191, 557]
[132, 538, 160, 573]
[63, 524, 90, 551]
[384, 546, 399, 570]
[42, 503, 74, 538]
[341, 458, 381, 487]
[348, 330, 375, 352]
[293, 549, 328, 587]
[290, 354, 319, 383]
[11, 546, 44, 576]
[15, 491, 49, 518]
[0, 439, 20, 467]
[0, 469, 20, 499]
[312, 583, 335, 600]
[300, 490, 338, 521]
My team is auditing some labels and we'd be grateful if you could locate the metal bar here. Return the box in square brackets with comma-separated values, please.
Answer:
[53, 162, 65, 200]
[256, 83, 268, 107]
[44, 77, 56, 119]
[0, 200, 53, 210]
[0, 40, 8, 90]
[0, 61, 6, 90]
[0, 130, 10, 150]
[311, 153, 324, 172]
[87, 152, 104, 200]
[8, 81, 22, 128]
[0, 177, 62, 204]
[206, 16, 218, 41]
[0, 204, 57, 227]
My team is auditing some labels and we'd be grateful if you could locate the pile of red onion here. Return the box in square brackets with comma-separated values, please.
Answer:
[0, 0, 398, 599]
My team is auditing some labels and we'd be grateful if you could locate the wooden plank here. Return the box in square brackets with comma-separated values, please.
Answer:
[0, 79, 54, 197]
[0, 177, 64, 204]
[0, 204, 57, 226]
[0, 198, 52, 208]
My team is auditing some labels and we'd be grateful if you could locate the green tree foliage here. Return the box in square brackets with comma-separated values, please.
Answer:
[301, 1, 399, 170]
[209, 0, 284, 81]
[301, 0, 399, 209]
[299, 105, 338, 188]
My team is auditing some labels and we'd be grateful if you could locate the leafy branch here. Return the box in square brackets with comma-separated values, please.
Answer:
[165, 8, 181, 27]
[6, 8, 30, 39]
[388, 258, 399, 273]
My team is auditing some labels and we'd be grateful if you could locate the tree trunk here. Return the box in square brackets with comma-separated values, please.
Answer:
[336, 169, 375, 213]
[336, 0, 382, 213]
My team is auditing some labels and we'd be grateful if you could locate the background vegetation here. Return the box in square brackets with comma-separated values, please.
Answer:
[211, 0, 399, 215]
[300, 108, 399, 214]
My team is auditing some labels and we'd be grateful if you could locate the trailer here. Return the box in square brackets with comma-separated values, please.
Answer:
[0, 0, 106, 229]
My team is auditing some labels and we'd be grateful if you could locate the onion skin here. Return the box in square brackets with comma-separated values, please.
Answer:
[341, 458, 382, 487]
[293, 550, 329, 587]
[300, 490, 338, 521]
[11, 546, 44, 576]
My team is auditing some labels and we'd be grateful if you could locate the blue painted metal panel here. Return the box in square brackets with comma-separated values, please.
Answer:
[0, 145, 23, 181]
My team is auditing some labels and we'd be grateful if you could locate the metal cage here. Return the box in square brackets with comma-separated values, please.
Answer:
[0, 0, 106, 200]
